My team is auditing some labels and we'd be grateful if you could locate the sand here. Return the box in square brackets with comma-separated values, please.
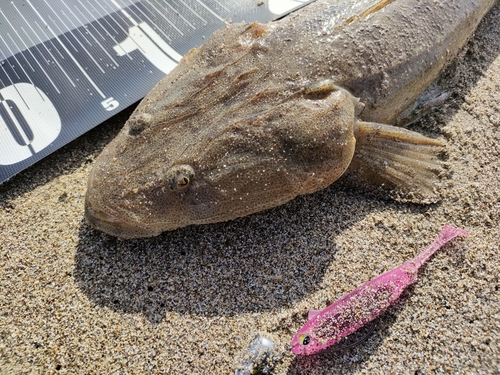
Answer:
[1, 3, 499, 375]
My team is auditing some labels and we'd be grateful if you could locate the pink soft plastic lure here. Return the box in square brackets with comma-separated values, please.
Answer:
[291, 225, 468, 355]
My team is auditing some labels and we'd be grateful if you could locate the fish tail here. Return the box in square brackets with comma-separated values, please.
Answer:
[346, 121, 445, 202]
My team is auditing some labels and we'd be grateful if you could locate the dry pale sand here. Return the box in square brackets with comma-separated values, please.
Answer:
[1, 3, 499, 375]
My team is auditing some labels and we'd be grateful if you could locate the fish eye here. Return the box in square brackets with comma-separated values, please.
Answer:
[165, 165, 195, 192]
[299, 334, 310, 346]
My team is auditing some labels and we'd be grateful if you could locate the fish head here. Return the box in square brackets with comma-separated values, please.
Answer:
[85, 23, 357, 238]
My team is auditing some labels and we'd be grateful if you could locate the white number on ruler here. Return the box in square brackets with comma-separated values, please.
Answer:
[101, 97, 119, 111]
[0, 83, 61, 165]
[114, 22, 183, 75]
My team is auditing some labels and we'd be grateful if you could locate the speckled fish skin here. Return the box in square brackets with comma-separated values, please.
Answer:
[291, 225, 469, 355]
[85, 0, 496, 238]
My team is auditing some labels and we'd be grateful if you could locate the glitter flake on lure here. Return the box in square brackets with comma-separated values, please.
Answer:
[291, 225, 468, 355]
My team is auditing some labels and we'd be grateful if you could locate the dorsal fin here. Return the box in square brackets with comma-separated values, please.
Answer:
[308, 310, 321, 320]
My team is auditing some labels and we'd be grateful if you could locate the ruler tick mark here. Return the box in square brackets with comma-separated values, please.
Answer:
[26, 0, 106, 98]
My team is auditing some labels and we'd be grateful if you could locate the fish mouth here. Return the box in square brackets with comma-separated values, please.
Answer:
[84, 199, 160, 239]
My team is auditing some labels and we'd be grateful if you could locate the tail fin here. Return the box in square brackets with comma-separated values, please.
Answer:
[346, 121, 445, 202]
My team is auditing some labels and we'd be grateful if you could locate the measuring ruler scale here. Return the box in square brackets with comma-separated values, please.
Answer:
[0, 0, 314, 184]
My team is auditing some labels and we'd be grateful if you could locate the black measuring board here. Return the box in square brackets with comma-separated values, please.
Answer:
[0, 0, 314, 184]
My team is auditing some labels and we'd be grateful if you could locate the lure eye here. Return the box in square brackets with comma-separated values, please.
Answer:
[165, 165, 195, 192]
[299, 334, 310, 346]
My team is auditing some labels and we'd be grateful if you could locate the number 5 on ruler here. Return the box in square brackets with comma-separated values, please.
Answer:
[0, 83, 61, 165]
[101, 97, 119, 111]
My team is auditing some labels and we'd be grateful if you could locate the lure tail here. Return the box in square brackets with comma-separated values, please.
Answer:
[409, 225, 469, 269]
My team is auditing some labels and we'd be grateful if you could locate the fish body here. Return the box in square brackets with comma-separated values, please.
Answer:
[85, 0, 496, 238]
[290, 225, 468, 355]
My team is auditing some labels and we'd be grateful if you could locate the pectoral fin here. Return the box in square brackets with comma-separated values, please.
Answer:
[346, 121, 444, 202]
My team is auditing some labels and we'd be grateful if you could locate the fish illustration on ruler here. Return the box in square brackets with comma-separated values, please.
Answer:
[291, 225, 468, 355]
